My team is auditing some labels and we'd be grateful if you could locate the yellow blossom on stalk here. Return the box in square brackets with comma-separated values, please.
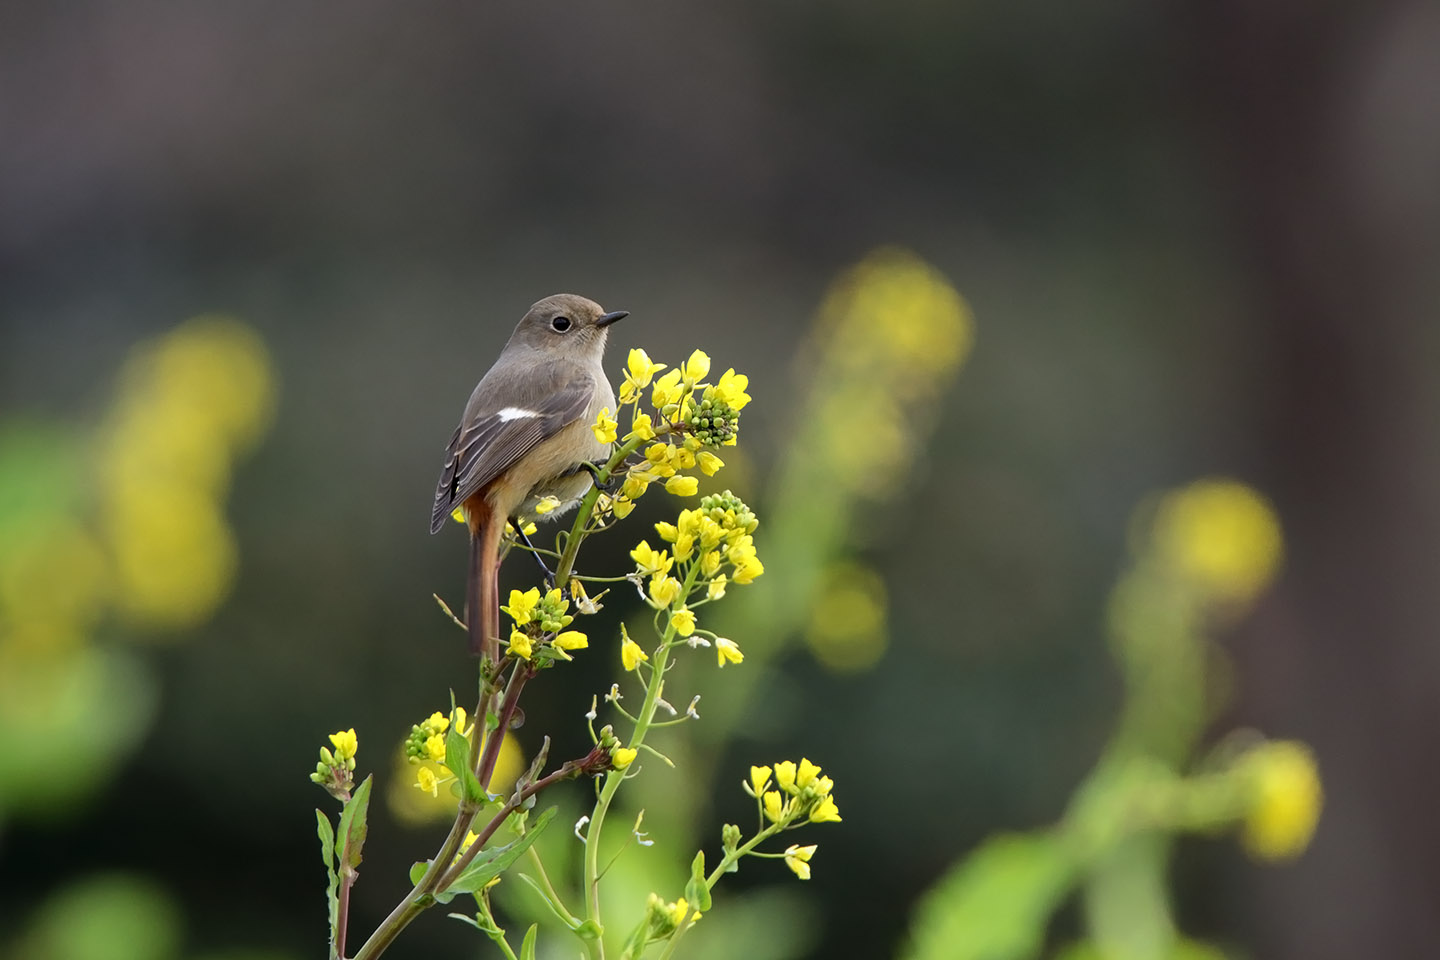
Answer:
[712, 369, 751, 410]
[655, 521, 679, 542]
[415, 766, 440, 797]
[329, 729, 358, 761]
[622, 472, 653, 501]
[716, 637, 743, 666]
[533, 495, 561, 516]
[707, 575, 728, 600]
[763, 791, 785, 823]
[630, 541, 673, 577]
[649, 574, 683, 608]
[461, 830, 480, 853]
[671, 608, 696, 636]
[750, 765, 772, 795]
[700, 551, 722, 577]
[592, 407, 619, 445]
[809, 796, 842, 823]
[503, 587, 541, 624]
[622, 634, 649, 672]
[667, 897, 691, 927]
[424, 734, 446, 762]
[697, 451, 724, 476]
[666, 476, 699, 497]
[652, 369, 684, 409]
[612, 747, 638, 769]
[553, 630, 588, 651]
[680, 349, 711, 384]
[774, 761, 798, 793]
[784, 844, 817, 880]
[629, 348, 666, 385]
[796, 758, 821, 790]
[732, 555, 764, 584]
[1242, 741, 1323, 861]
[508, 628, 533, 661]
[632, 411, 656, 440]
[451, 707, 472, 738]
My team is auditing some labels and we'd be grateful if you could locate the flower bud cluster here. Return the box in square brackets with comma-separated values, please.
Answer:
[310, 728, 358, 800]
[501, 586, 589, 662]
[404, 710, 466, 765]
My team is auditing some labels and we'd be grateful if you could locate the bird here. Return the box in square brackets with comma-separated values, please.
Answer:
[431, 294, 626, 660]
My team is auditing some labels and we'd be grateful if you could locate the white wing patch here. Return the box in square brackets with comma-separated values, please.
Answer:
[497, 407, 542, 422]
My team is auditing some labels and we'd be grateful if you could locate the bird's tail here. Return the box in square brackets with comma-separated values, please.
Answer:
[466, 500, 504, 660]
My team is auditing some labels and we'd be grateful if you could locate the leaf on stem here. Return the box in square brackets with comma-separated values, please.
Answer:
[438, 807, 559, 903]
[686, 850, 713, 912]
[316, 810, 340, 942]
[445, 720, 486, 804]
[520, 924, 539, 960]
[336, 775, 374, 871]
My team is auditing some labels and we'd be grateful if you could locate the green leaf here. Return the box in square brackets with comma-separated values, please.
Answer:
[685, 850, 712, 912]
[899, 831, 1075, 960]
[519, 924, 539, 960]
[335, 776, 373, 871]
[516, 873, 579, 930]
[409, 860, 432, 887]
[317, 810, 340, 947]
[439, 807, 558, 903]
[445, 724, 486, 804]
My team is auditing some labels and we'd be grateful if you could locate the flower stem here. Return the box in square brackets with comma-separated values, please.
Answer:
[554, 435, 647, 588]
[582, 558, 703, 948]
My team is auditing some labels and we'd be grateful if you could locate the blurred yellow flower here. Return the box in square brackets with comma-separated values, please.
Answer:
[533, 495, 561, 516]
[612, 747, 638, 769]
[1150, 478, 1283, 610]
[415, 766, 439, 798]
[1242, 741, 1322, 861]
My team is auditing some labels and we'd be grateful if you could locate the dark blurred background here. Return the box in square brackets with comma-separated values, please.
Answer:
[2, 3, 1438, 959]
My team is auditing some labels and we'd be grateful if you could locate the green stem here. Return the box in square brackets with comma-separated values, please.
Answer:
[554, 435, 649, 588]
[525, 845, 582, 928]
[582, 558, 703, 953]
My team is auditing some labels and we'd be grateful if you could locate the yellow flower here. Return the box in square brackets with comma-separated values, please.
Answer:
[681, 349, 711, 383]
[796, 758, 821, 790]
[732, 555, 764, 584]
[774, 760, 797, 793]
[1151, 478, 1283, 609]
[671, 608, 696, 636]
[666, 897, 690, 928]
[665, 475, 699, 497]
[763, 790, 785, 823]
[715, 637, 743, 667]
[415, 766, 440, 797]
[592, 407, 619, 445]
[749, 765, 772, 796]
[612, 747, 638, 769]
[460, 829, 480, 853]
[553, 630, 588, 650]
[508, 628, 533, 661]
[502, 587, 541, 624]
[783, 844, 816, 880]
[713, 368, 751, 410]
[673, 531, 695, 562]
[649, 574, 683, 608]
[621, 472, 652, 500]
[626, 348, 666, 389]
[654, 521, 679, 542]
[1243, 741, 1322, 861]
[451, 707, 473, 738]
[424, 734, 446, 762]
[622, 635, 649, 672]
[697, 451, 724, 476]
[809, 796, 842, 824]
[329, 729, 358, 761]
[652, 369, 684, 409]
[632, 411, 656, 440]
[451, 506, 466, 525]
[630, 541, 673, 577]
[707, 574, 728, 600]
[423, 712, 450, 734]
[534, 495, 561, 515]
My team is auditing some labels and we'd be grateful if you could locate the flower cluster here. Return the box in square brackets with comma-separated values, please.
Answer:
[590, 349, 750, 521]
[746, 759, 843, 828]
[501, 587, 589, 662]
[310, 728, 359, 800]
[401, 708, 474, 797]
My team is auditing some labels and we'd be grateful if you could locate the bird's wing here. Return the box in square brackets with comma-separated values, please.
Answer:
[430, 368, 597, 533]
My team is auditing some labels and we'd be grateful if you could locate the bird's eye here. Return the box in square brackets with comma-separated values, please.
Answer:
[551, 316, 572, 332]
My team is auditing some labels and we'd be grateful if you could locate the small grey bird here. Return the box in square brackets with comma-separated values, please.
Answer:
[431, 294, 625, 658]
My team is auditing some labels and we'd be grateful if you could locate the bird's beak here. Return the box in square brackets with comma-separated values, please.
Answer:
[596, 310, 629, 327]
